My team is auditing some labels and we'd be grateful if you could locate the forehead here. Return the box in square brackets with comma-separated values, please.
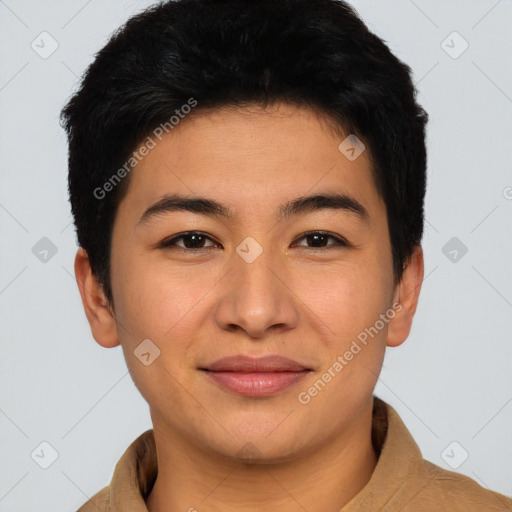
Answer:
[118, 103, 383, 222]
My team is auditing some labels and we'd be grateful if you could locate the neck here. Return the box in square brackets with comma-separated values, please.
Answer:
[146, 399, 378, 512]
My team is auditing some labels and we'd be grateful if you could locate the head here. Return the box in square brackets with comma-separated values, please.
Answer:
[62, 0, 427, 462]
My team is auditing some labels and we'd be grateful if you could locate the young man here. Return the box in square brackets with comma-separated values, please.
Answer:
[61, 0, 512, 510]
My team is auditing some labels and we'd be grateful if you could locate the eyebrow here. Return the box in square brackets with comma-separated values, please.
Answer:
[138, 192, 369, 225]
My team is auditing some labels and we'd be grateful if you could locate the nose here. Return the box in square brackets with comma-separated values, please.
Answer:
[213, 243, 299, 339]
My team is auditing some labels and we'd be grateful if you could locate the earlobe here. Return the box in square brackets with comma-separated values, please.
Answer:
[386, 245, 424, 348]
[74, 248, 120, 348]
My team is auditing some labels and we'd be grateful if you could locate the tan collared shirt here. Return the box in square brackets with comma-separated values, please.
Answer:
[77, 397, 512, 511]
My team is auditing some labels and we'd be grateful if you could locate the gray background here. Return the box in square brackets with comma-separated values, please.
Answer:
[1, 0, 511, 510]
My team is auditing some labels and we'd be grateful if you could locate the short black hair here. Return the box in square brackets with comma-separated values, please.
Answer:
[61, 0, 428, 304]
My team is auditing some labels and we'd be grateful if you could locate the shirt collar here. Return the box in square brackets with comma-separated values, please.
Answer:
[342, 397, 430, 511]
[105, 396, 425, 510]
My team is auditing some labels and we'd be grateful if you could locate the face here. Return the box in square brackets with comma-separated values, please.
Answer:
[103, 103, 406, 461]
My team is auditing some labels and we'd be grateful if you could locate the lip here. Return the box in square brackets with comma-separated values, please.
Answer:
[201, 355, 311, 372]
[199, 355, 312, 397]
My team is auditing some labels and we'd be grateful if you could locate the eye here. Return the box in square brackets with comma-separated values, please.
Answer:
[292, 231, 349, 250]
[158, 231, 220, 250]
[158, 230, 349, 252]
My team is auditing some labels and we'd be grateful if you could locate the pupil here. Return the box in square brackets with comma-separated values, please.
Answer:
[308, 233, 326, 247]
[185, 234, 204, 248]
[182, 234, 329, 249]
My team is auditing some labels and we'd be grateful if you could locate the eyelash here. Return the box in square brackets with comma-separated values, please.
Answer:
[158, 230, 349, 252]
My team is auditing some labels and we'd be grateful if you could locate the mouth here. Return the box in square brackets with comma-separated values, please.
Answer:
[199, 355, 313, 397]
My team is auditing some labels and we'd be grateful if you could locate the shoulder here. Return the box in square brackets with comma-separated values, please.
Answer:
[410, 459, 512, 511]
[374, 399, 512, 512]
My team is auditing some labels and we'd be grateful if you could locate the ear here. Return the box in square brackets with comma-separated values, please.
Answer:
[386, 245, 424, 348]
[74, 248, 120, 348]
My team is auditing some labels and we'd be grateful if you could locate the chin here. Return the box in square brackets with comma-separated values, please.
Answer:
[204, 422, 311, 465]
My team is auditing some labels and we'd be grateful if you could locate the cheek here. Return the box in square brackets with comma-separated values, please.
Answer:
[295, 267, 391, 410]
[110, 253, 206, 404]
[296, 258, 392, 343]
[111, 249, 221, 344]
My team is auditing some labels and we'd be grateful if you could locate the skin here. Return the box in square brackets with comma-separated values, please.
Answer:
[75, 102, 424, 512]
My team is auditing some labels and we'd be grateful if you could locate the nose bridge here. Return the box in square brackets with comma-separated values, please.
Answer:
[237, 239, 279, 299]
[213, 236, 298, 336]
[233, 237, 282, 314]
